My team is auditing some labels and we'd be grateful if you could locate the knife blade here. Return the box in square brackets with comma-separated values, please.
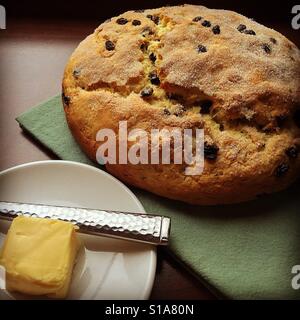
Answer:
[0, 201, 170, 246]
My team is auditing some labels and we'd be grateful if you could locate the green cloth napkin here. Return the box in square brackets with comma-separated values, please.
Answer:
[16, 95, 300, 299]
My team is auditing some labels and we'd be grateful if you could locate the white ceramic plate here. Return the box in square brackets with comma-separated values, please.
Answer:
[0, 161, 156, 300]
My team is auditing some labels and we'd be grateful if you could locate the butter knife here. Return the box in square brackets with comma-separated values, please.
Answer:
[0, 201, 170, 246]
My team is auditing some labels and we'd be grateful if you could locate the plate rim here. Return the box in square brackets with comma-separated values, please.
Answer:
[0, 160, 157, 300]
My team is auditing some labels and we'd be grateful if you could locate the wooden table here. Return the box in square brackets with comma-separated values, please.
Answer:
[1, 11, 298, 300]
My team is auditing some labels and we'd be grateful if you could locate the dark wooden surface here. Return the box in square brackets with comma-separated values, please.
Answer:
[0, 7, 298, 299]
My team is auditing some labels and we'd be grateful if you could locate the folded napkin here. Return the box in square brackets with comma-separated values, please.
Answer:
[16, 95, 300, 299]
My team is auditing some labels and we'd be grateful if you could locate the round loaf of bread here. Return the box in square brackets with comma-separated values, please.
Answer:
[63, 5, 300, 205]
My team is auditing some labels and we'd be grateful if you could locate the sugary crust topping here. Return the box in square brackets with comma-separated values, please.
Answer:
[65, 5, 300, 126]
[63, 5, 300, 204]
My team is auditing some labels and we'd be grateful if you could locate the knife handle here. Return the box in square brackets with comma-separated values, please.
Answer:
[0, 201, 170, 246]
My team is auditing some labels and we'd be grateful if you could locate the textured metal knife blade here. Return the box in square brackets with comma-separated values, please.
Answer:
[0, 201, 170, 245]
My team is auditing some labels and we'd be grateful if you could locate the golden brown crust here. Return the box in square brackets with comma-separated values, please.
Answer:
[63, 4, 300, 205]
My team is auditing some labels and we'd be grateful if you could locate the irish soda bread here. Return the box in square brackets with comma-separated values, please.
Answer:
[63, 4, 300, 205]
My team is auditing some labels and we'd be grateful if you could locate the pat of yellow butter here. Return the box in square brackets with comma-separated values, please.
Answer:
[0, 216, 80, 299]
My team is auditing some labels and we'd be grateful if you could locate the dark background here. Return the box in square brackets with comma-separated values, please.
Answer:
[2, 1, 299, 46]
[2, 0, 299, 23]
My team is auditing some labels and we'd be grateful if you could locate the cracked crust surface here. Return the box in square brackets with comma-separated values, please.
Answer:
[63, 4, 300, 205]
